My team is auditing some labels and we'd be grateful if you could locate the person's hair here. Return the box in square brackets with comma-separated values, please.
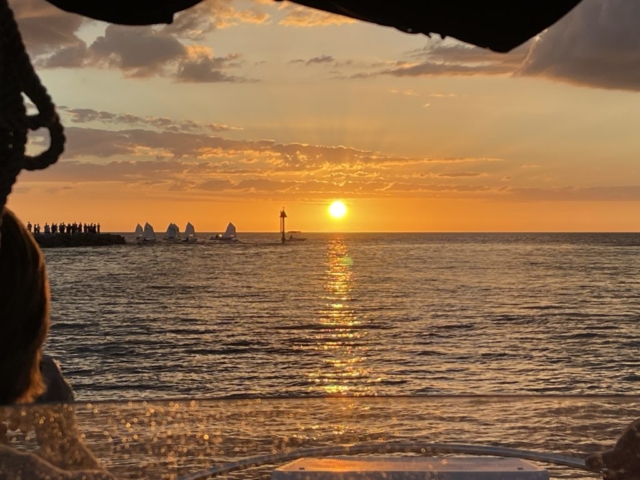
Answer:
[0, 208, 49, 404]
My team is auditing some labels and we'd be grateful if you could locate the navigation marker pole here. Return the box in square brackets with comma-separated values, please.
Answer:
[280, 208, 287, 244]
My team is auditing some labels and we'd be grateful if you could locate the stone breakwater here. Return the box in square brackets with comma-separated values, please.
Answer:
[34, 233, 126, 248]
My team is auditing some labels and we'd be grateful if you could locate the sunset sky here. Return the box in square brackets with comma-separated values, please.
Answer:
[10, 0, 640, 232]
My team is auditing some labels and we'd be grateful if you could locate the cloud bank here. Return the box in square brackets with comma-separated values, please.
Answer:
[14, 0, 640, 92]
[21, 103, 640, 203]
[13, 0, 264, 82]
[24, 104, 505, 199]
[517, 0, 640, 91]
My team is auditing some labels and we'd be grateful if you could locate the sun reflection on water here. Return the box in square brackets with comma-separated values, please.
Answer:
[308, 237, 373, 395]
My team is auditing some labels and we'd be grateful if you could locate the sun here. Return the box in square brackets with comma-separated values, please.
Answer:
[329, 200, 347, 219]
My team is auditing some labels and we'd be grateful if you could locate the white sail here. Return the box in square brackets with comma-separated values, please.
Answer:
[183, 222, 197, 243]
[222, 222, 237, 239]
[134, 224, 143, 236]
[164, 222, 180, 240]
[143, 222, 156, 241]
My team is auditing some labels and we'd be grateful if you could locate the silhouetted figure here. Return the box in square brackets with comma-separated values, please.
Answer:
[27, 221, 32, 233]
[97, 223, 100, 234]
[44, 223, 50, 234]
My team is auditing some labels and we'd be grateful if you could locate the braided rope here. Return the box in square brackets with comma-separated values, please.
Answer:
[0, 0, 65, 223]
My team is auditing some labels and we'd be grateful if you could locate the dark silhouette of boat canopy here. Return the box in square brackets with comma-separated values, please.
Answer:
[44, 0, 202, 26]
[44, 0, 583, 52]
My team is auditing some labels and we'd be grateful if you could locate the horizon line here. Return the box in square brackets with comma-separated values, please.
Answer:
[108, 230, 640, 234]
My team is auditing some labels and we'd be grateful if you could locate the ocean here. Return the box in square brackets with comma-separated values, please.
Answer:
[42, 232, 640, 400]
[4, 233, 640, 479]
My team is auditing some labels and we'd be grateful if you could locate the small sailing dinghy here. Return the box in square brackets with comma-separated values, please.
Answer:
[134, 223, 144, 243]
[164, 223, 181, 242]
[211, 222, 238, 242]
[137, 222, 156, 244]
[183, 222, 198, 243]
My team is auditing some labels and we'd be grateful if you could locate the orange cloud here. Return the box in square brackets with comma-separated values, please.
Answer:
[22, 113, 507, 201]
[164, 0, 270, 39]
[390, 89, 420, 96]
[279, 6, 356, 27]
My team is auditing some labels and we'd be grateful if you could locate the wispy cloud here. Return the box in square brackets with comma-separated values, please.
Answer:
[306, 55, 335, 65]
[279, 6, 356, 27]
[23, 114, 505, 200]
[436, 172, 487, 178]
[162, 0, 269, 39]
[60, 107, 242, 133]
[508, 186, 640, 202]
[382, 42, 527, 78]
[390, 89, 420, 96]
[26, 115, 637, 203]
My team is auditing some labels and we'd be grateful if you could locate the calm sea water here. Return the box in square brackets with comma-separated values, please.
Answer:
[42, 233, 640, 401]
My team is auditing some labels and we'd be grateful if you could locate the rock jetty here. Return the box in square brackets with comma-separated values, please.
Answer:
[34, 233, 126, 248]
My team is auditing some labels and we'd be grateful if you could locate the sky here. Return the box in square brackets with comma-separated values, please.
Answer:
[8, 0, 640, 232]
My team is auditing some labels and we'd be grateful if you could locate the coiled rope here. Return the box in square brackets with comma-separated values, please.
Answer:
[0, 0, 65, 231]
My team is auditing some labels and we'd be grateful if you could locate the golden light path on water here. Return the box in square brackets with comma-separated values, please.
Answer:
[309, 237, 372, 395]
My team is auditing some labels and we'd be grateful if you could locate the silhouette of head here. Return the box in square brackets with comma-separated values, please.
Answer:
[0, 208, 49, 404]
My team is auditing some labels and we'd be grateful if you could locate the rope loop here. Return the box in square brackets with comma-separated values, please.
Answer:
[0, 0, 65, 210]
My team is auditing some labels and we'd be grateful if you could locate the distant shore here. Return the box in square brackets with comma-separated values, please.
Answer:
[34, 233, 126, 248]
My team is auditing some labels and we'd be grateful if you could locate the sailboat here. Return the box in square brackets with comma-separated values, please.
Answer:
[134, 224, 144, 244]
[182, 222, 198, 244]
[211, 222, 238, 242]
[136, 222, 156, 244]
[164, 223, 181, 242]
